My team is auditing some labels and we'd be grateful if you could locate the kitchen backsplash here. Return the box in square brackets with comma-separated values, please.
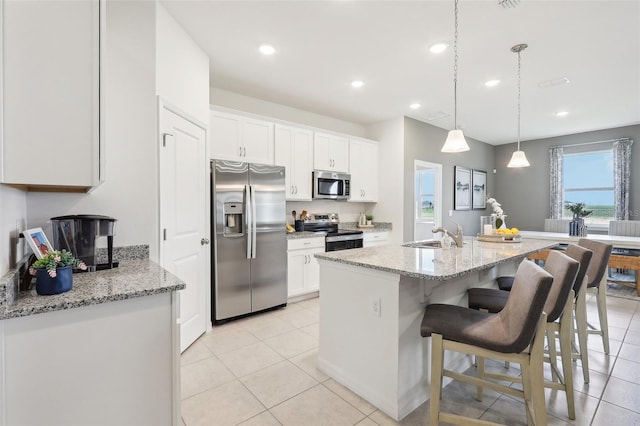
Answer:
[287, 200, 378, 224]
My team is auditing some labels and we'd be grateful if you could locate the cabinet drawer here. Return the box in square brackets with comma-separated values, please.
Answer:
[288, 237, 325, 251]
[363, 232, 389, 242]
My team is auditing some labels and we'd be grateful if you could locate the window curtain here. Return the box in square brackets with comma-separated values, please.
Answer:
[549, 146, 564, 219]
[613, 138, 633, 220]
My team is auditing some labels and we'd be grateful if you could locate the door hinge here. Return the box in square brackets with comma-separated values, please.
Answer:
[163, 228, 167, 241]
[162, 133, 173, 147]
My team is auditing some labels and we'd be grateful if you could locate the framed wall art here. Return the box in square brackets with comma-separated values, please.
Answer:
[472, 169, 487, 209]
[454, 166, 471, 210]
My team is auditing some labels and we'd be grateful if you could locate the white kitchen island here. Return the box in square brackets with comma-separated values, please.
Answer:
[315, 237, 556, 421]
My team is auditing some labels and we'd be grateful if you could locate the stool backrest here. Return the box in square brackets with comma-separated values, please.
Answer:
[544, 219, 572, 233]
[608, 220, 640, 237]
[542, 251, 580, 322]
[565, 244, 593, 295]
[578, 238, 613, 287]
[499, 260, 554, 353]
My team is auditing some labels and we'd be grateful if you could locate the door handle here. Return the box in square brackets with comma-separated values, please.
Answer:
[201, 238, 210, 245]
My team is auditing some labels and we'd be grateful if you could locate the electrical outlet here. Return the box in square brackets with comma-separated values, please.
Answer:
[370, 296, 381, 317]
[449, 210, 453, 217]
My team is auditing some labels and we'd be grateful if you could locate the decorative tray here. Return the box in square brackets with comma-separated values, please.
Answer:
[477, 234, 522, 243]
[357, 224, 375, 229]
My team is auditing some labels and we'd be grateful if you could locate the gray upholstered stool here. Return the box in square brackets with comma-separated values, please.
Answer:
[421, 260, 553, 426]
[578, 239, 613, 354]
[468, 251, 581, 419]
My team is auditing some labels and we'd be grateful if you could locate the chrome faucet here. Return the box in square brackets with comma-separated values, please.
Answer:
[432, 224, 464, 247]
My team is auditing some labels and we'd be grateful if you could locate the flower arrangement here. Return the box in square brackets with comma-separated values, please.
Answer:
[29, 249, 87, 278]
[564, 201, 593, 219]
[486, 197, 507, 228]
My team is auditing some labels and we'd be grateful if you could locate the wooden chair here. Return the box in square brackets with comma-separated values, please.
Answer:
[422, 260, 554, 426]
[607, 220, 640, 296]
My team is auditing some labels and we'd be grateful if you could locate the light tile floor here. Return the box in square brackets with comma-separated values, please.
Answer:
[181, 294, 640, 425]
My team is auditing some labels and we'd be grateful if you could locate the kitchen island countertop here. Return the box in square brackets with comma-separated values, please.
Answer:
[1, 259, 185, 320]
[315, 236, 557, 280]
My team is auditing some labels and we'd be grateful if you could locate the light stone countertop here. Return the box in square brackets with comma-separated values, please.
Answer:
[1, 259, 185, 320]
[314, 237, 558, 280]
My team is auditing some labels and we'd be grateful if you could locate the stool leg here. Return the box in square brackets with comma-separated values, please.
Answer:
[476, 355, 485, 401]
[575, 284, 590, 383]
[430, 333, 444, 425]
[596, 280, 610, 354]
[560, 312, 576, 420]
[547, 327, 559, 383]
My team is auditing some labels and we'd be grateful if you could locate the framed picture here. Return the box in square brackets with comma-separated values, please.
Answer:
[24, 227, 54, 259]
[472, 170, 487, 209]
[454, 166, 471, 210]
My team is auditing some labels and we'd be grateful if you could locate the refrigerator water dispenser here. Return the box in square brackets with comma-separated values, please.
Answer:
[223, 202, 243, 236]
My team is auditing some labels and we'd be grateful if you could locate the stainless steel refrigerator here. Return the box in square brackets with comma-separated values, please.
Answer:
[211, 160, 287, 323]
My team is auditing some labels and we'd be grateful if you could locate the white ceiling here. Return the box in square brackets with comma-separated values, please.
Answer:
[161, 0, 640, 145]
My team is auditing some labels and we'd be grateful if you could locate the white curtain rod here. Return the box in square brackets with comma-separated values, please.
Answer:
[551, 137, 632, 149]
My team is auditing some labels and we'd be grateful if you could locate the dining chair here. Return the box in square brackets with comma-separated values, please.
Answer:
[607, 220, 640, 296]
[578, 238, 613, 354]
[422, 259, 553, 426]
[468, 251, 580, 419]
[544, 218, 572, 233]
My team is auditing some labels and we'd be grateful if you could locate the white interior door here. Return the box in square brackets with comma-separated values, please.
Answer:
[159, 101, 209, 352]
[414, 161, 443, 241]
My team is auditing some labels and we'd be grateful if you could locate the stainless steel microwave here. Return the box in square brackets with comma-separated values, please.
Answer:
[312, 171, 350, 200]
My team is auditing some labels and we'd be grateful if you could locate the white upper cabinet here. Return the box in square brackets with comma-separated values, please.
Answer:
[349, 138, 378, 202]
[274, 124, 313, 201]
[210, 110, 274, 164]
[313, 132, 349, 173]
[1, 0, 102, 190]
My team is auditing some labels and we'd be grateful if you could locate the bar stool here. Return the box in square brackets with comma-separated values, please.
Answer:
[422, 260, 553, 426]
[468, 251, 580, 419]
[577, 238, 613, 354]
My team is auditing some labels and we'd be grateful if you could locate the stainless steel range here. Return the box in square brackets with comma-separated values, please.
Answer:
[300, 213, 363, 252]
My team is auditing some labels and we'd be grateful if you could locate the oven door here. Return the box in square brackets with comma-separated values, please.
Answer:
[325, 235, 364, 252]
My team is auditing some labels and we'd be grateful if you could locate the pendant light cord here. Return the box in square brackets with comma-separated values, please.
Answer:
[517, 48, 521, 150]
[453, 0, 459, 130]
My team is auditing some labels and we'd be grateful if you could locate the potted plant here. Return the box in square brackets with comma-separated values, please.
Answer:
[564, 202, 592, 236]
[366, 214, 374, 226]
[29, 249, 87, 295]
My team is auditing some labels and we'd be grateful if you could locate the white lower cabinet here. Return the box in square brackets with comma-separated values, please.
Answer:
[363, 231, 390, 248]
[287, 237, 325, 297]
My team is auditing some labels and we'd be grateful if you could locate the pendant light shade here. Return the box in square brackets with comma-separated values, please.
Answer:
[441, 0, 469, 153]
[507, 43, 530, 168]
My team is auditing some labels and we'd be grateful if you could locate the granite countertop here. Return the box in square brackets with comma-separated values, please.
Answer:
[314, 237, 558, 280]
[1, 259, 185, 320]
[286, 231, 326, 240]
[286, 223, 391, 239]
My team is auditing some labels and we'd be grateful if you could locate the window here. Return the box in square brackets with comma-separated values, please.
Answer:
[562, 149, 614, 224]
[414, 161, 442, 241]
[416, 169, 435, 221]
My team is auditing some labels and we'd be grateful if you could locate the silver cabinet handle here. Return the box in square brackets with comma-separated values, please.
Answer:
[201, 238, 210, 245]
[238, 146, 242, 157]
[243, 147, 246, 157]
[294, 185, 298, 194]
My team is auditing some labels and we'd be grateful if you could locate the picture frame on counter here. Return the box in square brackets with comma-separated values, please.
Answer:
[472, 169, 487, 209]
[23, 227, 54, 259]
[454, 166, 471, 210]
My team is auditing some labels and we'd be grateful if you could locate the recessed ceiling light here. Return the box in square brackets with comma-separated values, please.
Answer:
[429, 43, 449, 54]
[351, 80, 364, 88]
[485, 79, 500, 87]
[410, 103, 421, 110]
[556, 111, 569, 117]
[259, 44, 276, 55]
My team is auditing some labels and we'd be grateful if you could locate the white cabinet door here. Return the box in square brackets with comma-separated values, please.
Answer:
[287, 238, 325, 297]
[349, 138, 378, 202]
[210, 111, 242, 161]
[313, 132, 349, 173]
[1, 0, 101, 189]
[243, 117, 273, 164]
[210, 111, 274, 164]
[275, 124, 313, 201]
[363, 232, 389, 248]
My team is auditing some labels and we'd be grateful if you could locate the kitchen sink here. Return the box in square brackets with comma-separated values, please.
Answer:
[403, 240, 442, 249]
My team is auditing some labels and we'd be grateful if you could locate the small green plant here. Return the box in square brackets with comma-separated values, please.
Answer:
[564, 202, 593, 219]
[30, 249, 87, 278]
[366, 214, 373, 221]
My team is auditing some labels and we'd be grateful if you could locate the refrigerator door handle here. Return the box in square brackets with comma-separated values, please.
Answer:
[245, 184, 252, 260]
[250, 185, 257, 259]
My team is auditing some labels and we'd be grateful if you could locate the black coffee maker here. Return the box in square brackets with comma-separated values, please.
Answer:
[50, 214, 118, 271]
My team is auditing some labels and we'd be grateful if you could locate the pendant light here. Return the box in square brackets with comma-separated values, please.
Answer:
[441, 0, 470, 153]
[507, 43, 531, 167]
